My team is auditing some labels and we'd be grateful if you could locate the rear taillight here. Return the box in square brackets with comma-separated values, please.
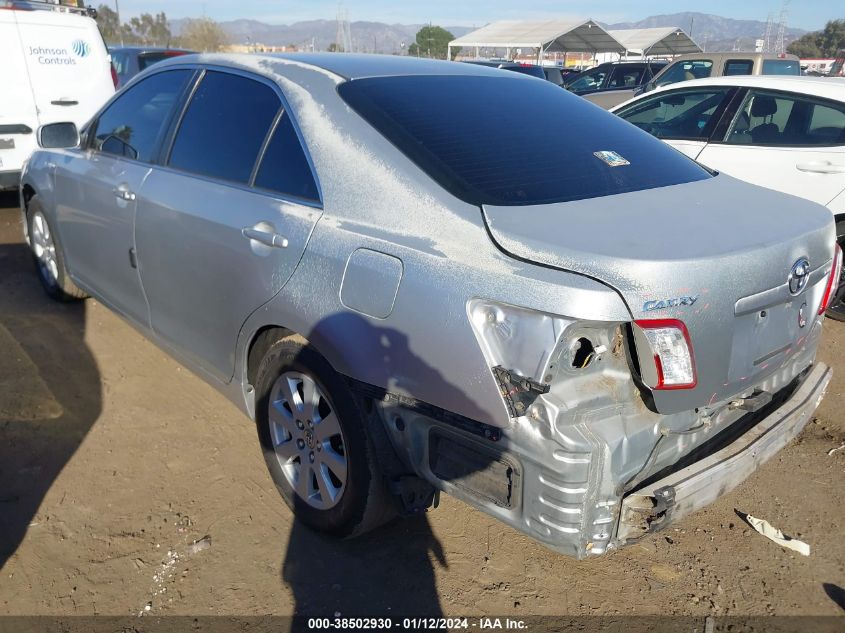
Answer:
[819, 243, 843, 315]
[110, 63, 119, 89]
[634, 319, 697, 390]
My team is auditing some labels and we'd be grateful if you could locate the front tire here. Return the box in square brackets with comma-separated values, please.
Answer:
[255, 334, 394, 537]
[26, 197, 87, 302]
[826, 220, 845, 322]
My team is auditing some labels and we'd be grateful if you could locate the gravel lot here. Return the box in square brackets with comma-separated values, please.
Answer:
[1, 190, 844, 618]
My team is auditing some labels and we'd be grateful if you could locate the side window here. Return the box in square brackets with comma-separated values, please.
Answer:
[94, 70, 191, 162]
[724, 59, 753, 76]
[655, 60, 713, 87]
[807, 102, 845, 145]
[169, 71, 280, 184]
[111, 50, 130, 76]
[616, 88, 733, 141]
[254, 112, 320, 202]
[608, 66, 645, 89]
[567, 67, 608, 93]
[725, 90, 802, 146]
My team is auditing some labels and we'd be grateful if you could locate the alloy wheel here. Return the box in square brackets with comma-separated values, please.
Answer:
[30, 210, 59, 286]
[268, 371, 348, 510]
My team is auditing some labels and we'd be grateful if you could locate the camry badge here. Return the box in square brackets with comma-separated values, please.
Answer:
[798, 302, 807, 328]
[788, 257, 810, 295]
[643, 296, 699, 312]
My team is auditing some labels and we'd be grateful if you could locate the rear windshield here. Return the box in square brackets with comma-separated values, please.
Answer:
[762, 59, 801, 75]
[139, 52, 184, 71]
[338, 75, 710, 206]
[505, 65, 546, 79]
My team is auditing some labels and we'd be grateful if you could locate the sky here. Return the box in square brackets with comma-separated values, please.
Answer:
[110, 0, 838, 31]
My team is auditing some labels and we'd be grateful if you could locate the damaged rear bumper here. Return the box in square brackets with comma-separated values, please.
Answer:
[617, 362, 831, 543]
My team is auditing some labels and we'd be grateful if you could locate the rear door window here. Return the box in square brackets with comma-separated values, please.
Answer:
[762, 59, 801, 75]
[724, 59, 753, 76]
[169, 71, 280, 184]
[725, 90, 845, 146]
[615, 88, 734, 141]
[94, 69, 192, 162]
[655, 60, 713, 87]
[254, 112, 320, 202]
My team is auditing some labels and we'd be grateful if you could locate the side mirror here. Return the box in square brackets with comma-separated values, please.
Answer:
[38, 122, 80, 149]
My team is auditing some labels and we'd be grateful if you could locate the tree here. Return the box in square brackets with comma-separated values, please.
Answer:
[178, 17, 228, 52]
[125, 12, 172, 46]
[95, 4, 121, 43]
[328, 42, 342, 52]
[407, 25, 458, 60]
[787, 19, 845, 57]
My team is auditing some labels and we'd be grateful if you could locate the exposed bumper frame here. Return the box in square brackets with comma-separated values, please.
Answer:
[618, 362, 831, 542]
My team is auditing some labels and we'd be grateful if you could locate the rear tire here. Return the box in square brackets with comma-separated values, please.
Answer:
[826, 221, 845, 322]
[26, 197, 88, 302]
[255, 334, 394, 537]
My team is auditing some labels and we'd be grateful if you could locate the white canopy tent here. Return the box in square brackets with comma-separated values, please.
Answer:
[607, 27, 701, 57]
[447, 19, 625, 62]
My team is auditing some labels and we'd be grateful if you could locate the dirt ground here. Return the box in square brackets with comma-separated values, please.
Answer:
[1, 190, 844, 619]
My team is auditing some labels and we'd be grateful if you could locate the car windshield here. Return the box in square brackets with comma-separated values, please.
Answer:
[655, 60, 713, 87]
[338, 75, 711, 206]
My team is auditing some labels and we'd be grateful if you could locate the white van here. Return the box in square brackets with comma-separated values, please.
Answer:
[0, 1, 115, 190]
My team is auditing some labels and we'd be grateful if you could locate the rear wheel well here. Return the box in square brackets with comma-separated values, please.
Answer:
[246, 325, 294, 388]
[22, 185, 36, 208]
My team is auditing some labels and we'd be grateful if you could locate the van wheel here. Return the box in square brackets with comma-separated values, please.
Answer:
[826, 221, 845, 322]
[26, 197, 88, 302]
[254, 334, 394, 537]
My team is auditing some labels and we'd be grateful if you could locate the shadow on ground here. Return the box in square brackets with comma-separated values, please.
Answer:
[0, 203, 102, 569]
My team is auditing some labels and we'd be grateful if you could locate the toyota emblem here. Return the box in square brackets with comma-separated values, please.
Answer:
[788, 258, 810, 295]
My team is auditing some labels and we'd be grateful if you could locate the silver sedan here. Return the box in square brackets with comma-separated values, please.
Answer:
[20, 53, 839, 558]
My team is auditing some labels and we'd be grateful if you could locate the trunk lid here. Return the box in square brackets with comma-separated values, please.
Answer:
[483, 175, 835, 413]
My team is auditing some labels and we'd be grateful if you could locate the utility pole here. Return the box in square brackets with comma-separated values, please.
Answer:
[114, 0, 124, 45]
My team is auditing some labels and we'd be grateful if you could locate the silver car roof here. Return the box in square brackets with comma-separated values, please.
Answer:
[159, 52, 527, 81]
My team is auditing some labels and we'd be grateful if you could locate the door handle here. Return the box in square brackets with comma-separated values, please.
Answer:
[113, 185, 136, 201]
[796, 161, 845, 175]
[242, 227, 288, 248]
[50, 99, 79, 106]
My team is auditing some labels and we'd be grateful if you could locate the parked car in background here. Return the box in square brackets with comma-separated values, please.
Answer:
[613, 75, 845, 318]
[643, 52, 801, 94]
[20, 54, 838, 559]
[110, 46, 196, 88]
[564, 60, 668, 109]
[0, 0, 115, 191]
[462, 60, 550, 82]
[830, 50, 845, 78]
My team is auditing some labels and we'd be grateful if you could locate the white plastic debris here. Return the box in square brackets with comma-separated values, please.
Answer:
[745, 514, 810, 556]
[827, 442, 845, 456]
[187, 536, 211, 555]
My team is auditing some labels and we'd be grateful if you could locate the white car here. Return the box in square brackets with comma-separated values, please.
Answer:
[0, 0, 115, 191]
[612, 75, 845, 318]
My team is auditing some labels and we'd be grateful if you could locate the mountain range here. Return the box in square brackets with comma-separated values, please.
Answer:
[170, 12, 809, 54]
